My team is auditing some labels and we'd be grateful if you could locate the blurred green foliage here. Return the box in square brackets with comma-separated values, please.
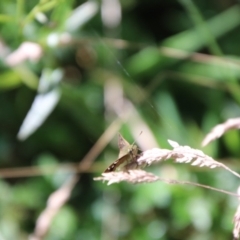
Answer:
[0, 0, 240, 239]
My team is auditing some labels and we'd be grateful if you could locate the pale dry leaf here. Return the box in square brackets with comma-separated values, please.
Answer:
[17, 69, 63, 141]
[65, 1, 98, 32]
[202, 118, 240, 147]
[29, 175, 78, 240]
[233, 205, 240, 240]
[233, 187, 240, 240]
[6, 42, 42, 66]
[101, 0, 121, 28]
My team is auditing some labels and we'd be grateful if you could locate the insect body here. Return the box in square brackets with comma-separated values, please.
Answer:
[104, 133, 139, 173]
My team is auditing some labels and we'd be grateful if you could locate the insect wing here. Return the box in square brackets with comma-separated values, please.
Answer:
[103, 133, 139, 173]
[118, 133, 131, 158]
[104, 154, 130, 173]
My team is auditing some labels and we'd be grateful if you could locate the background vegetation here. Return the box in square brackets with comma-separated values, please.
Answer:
[1, 0, 240, 239]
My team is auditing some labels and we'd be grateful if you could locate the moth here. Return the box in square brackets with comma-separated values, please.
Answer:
[104, 133, 140, 173]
